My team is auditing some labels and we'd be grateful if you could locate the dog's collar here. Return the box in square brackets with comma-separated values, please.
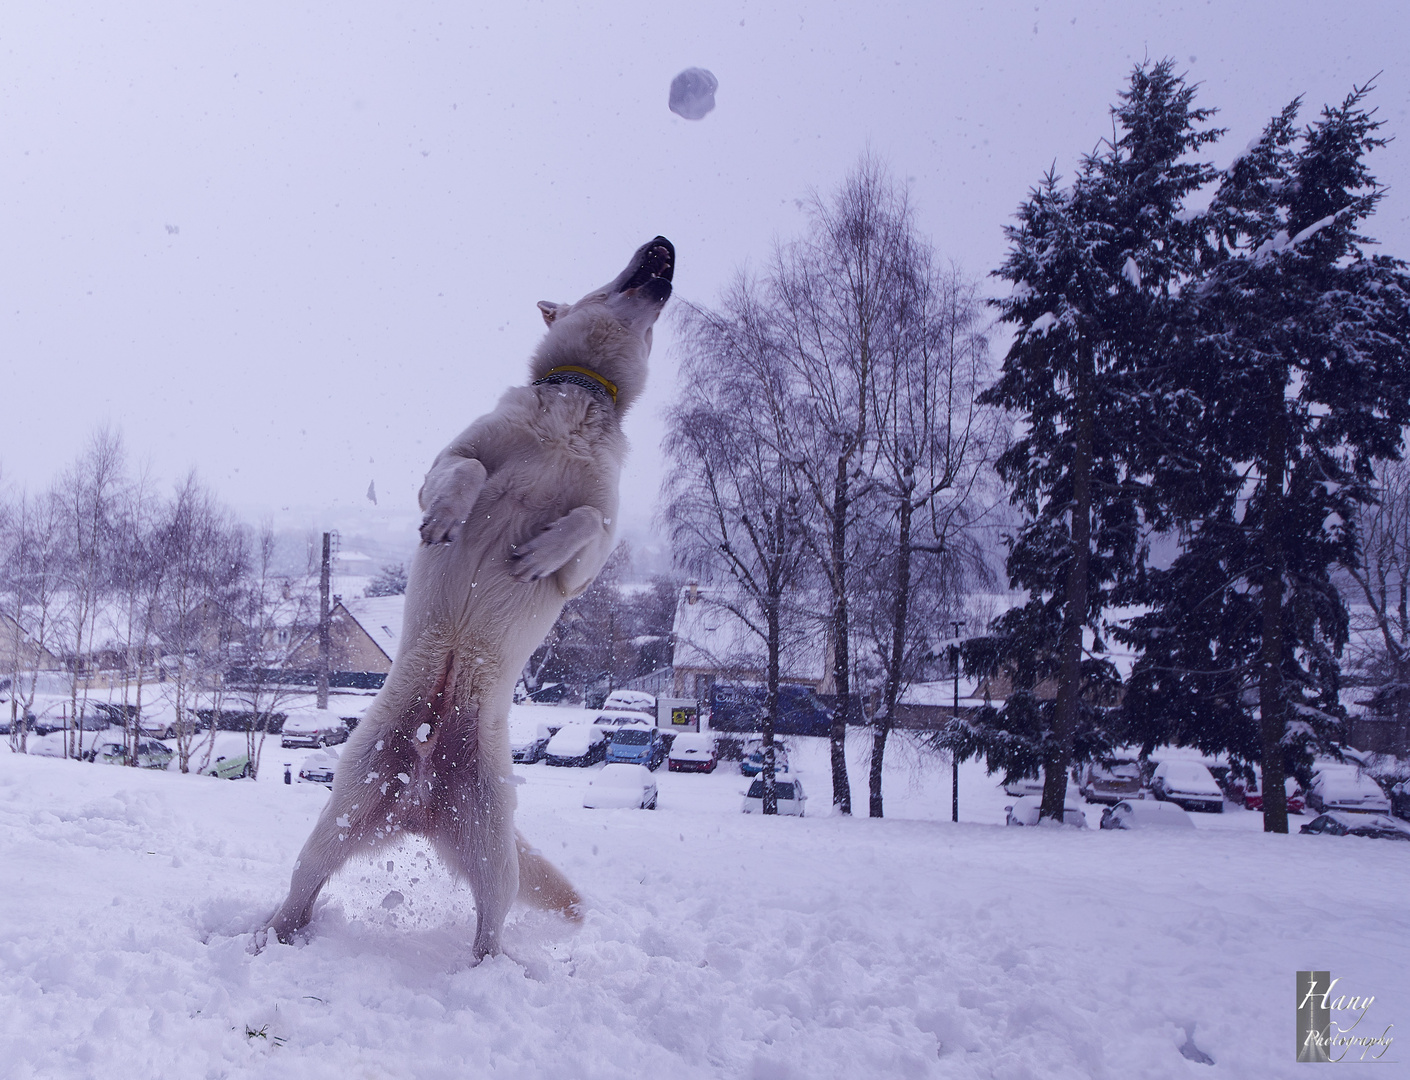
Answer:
[532, 364, 618, 404]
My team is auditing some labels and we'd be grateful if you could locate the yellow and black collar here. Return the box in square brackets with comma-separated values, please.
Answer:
[532, 364, 618, 404]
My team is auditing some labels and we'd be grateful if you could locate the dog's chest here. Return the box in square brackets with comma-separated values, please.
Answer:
[530, 394, 616, 459]
[484, 393, 621, 479]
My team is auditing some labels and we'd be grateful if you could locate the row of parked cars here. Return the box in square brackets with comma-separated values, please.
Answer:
[73, 736, 255, 779]
[0, 699, 355, 744]
[509, 700, 810, 816]
[3, 701, 201, 739]
[578, 760, 809, 815]
[1005, 750, 1410, 840]
[512, 711, 666, 768]
[1004, 794, 1198, 830]
[1013, 753, 1403, 817]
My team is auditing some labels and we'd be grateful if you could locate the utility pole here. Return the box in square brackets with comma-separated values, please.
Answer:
[951, 620, 965, 823]
[317, 532, 331, 710]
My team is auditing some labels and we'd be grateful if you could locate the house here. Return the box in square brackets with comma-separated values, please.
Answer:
[670, 583, 832, 704]
[277, 594, 405, 688]
[0, 612, 63, 675]
[234, 593, 405, 691]
[893, 675, 993, 731]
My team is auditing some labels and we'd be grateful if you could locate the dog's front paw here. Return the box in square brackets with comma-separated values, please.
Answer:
[508, 531, 556, 582]
[420, 504, 467, 546]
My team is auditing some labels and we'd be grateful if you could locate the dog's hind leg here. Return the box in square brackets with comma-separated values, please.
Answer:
[269, 655, 456, 942]
[516, 832, 583, 920]
[433, 750, 521, 961]
[437, 778, 521, 964]
[268, 790, 386, 942]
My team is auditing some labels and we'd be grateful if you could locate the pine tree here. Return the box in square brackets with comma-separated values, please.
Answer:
[958, 61, 1219, 821]
[1118, 82, 1410, 832]
[366, 562, 408, 597]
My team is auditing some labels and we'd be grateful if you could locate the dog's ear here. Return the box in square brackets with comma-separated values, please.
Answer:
[537, 300, 566, 327]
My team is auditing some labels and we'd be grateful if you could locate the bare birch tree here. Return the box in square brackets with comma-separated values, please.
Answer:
[1344, 459, 1410, 737]
[860, 261, 1001, 817]
[155, 473, 247, 772]
[229, 524, 317, 778]
[2, 491, 64, 754]
[54, 430, 126, 759]
[108, 472, 166, 764]
[664, 275, 811, 813]
[770, 157, 927, 814]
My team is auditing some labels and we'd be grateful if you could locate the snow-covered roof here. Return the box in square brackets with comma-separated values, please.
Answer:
[342, 595, 407, 659]
[672, 586, 828, 684]
[899, 678, 987, 708]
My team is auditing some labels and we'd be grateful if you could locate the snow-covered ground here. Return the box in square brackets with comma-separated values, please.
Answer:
[2, 704, 1406, 1078]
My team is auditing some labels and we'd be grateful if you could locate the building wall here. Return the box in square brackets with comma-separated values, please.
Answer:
[0, 614, 62, 673]
[285, 604, 392, 675]
[1348, 713, 1410, 756]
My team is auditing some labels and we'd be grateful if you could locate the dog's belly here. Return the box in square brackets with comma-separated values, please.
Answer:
[347, 706, 486, 839]
[403, 498, 594, 673]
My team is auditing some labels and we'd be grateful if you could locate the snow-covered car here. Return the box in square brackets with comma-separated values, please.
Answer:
[202, 753, 253, 780]
[741, 776, 806, 816]
[1300, 812, 1410, 841]
[1079, 758, 1143, 804]
[544, 723, 608, 767]
[138, 713, 203, 739]
[1306, 767, 1391, 815]
[1391, 779, 1410, 822]
[1005, 794, 1088, 828]
[1099, 799, 1195, 830]
[512, 722, 557, 764]
[280, 711, 350, 749]
[1002, 771, 1047, 798]
[1240, 773, 1306, 814]
[592, 710, 656, 729]
[1149, 760, 1224, 812]
[668, 732, 718, 773]
[605, 724, 666, 769]
[0, 710, 34, 735]
[740, 743, 790, 776]
[297, 749, 339, 786]
[582, 763, 658, 809]
[33, 706, 111, 736]
[601, 689, 656, 717]
[91, 738, 173, 769]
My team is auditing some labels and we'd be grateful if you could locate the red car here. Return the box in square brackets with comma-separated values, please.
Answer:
[667, 732, 717, 773]
[1243, 774, 1305, 814]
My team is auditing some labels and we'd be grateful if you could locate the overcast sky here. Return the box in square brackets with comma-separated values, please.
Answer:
[2, 1, 1406, 558]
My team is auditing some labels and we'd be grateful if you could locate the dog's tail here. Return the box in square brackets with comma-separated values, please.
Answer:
[516, 831, 583, 921]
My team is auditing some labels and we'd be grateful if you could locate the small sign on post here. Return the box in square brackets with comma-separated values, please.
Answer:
[657, 697, 700, 732]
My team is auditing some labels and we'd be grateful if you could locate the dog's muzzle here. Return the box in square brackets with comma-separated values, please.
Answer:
[620, 237, 674, 302]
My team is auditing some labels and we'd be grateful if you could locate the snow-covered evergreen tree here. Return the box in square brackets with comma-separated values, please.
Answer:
[365, 562, 408, 597]
[955, 61, 1219, 822]
[1118, 82, 1410, 833]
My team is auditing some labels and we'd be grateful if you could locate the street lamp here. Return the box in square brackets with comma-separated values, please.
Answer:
[950, 620, 965, 823]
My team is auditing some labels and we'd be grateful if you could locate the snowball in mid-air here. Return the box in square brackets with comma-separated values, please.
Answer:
[669, 67, 717, 120]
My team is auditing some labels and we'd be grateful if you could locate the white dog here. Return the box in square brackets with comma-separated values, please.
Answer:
[269, 237, 674, 959]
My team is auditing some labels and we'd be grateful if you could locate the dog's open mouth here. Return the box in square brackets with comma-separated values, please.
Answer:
[620, 236, 674, 300]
